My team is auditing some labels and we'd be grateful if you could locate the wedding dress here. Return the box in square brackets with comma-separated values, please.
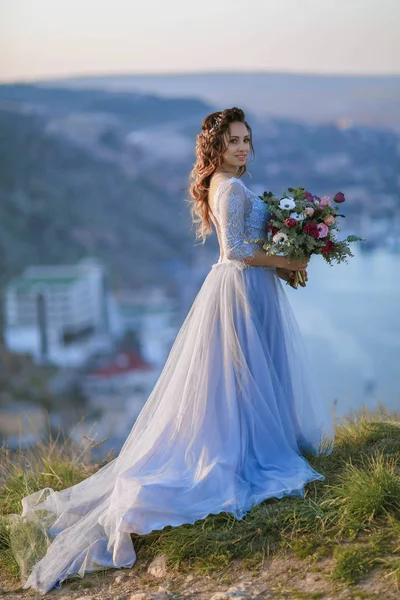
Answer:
[10, 176, 334, 594]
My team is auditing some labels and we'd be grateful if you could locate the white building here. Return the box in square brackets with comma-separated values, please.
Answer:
[4, 259, 122, 367]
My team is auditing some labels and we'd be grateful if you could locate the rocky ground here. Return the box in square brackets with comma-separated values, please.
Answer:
[0, 553, 398, 600]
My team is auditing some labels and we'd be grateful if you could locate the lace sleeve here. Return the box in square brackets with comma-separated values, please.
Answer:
[216, 179, 255, 264]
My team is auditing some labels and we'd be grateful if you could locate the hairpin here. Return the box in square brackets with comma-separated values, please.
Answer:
[203, 114, 223, 138]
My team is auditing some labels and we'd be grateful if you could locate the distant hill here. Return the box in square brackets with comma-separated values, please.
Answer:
[0, 90, 215, 294]
[0, 82, 399, 305]
[37, 71, 400, 131]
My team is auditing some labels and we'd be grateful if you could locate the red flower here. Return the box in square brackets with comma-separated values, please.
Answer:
[304, 192, 313, 201]
[285, 217, 298, 228]
[267, 225, 280, 235]
[303, 222, 320, 238]
[333, 192, 345, 203]
[322, 240, 335, 254]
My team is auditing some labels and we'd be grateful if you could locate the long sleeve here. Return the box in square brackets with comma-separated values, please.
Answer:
[216, 179, 255, 263]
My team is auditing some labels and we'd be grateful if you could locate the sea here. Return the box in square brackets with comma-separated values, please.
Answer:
[285, 248, 400, 419]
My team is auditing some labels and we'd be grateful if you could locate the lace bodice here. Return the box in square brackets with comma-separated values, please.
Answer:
[209, 177, 271, 269]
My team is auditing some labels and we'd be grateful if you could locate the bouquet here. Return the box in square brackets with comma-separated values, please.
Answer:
[253, 187, 366, 289]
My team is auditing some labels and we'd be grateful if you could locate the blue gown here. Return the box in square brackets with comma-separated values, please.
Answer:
[11, 176, 334, 594]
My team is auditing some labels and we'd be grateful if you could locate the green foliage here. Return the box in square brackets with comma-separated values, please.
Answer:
[331, 534, 389, 584]
[322, 452, 400, 533]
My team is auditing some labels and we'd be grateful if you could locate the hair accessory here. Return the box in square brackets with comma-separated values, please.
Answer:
[210, 114, 223, 132]
[203, 114, 223, 138]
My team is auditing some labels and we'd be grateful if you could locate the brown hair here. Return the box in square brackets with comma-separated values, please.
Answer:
[186, 107, 255, 244]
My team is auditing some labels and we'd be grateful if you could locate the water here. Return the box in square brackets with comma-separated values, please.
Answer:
[285, 248, 400, 417]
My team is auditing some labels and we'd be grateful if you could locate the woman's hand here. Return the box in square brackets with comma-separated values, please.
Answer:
[277, 256, 309, 271]
[276, 268, 308, 288]
[276, 267, 292, 283]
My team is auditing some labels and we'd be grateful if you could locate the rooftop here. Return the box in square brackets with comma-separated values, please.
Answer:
[9, 275, 81, 292]
[88, 350, 153, 377]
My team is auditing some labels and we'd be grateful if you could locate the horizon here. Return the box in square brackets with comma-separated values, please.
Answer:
[1, 0, 399, 83]
[2, 68, 400, 86]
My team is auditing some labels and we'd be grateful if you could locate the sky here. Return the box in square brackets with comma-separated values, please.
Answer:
[1, 0, 399, 82]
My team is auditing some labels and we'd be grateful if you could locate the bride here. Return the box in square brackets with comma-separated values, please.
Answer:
[10, 106, 334, 594]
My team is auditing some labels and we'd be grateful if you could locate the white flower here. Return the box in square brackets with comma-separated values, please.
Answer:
[279, 197, 296, 210]
[272, 232, 289, 244]
[290, 211, 306, 221]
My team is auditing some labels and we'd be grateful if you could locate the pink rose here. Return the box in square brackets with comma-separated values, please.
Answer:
[304, 207, 314, 217]
[317, 223, 329, 238]
[319, 196, 331, 207]
[323, 215, 335, 226]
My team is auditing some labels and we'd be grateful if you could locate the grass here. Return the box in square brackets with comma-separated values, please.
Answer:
[1, 407, 400, 593]
[0, 426, 112, 579]
[331, 535, 389, 585]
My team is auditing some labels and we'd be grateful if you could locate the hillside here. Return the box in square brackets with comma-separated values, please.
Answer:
[1, 410, 400, 599]
[46, 71, 400, 131]
[0, 102, 206, 293]
[0, 82, 399, 303]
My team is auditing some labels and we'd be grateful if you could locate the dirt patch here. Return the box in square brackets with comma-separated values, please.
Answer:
[0, 553, 397, 599]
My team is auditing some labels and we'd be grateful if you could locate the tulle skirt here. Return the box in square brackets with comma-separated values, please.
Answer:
[9, 261, 334, 594]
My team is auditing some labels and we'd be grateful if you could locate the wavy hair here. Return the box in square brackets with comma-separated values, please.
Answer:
[187, 107, 255, 244]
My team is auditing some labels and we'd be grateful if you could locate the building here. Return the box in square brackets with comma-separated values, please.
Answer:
[82, 349, 156, 400]
[72, 349, 158, 450]
[3, 258, 122, 367]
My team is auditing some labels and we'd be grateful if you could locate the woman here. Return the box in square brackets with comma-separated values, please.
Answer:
[11, 107, 334, 594]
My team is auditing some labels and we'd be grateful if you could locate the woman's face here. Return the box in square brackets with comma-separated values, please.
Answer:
[221, 121, 251, 171]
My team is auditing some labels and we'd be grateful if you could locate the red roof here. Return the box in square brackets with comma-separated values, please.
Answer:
[91, 350, 152, 377]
